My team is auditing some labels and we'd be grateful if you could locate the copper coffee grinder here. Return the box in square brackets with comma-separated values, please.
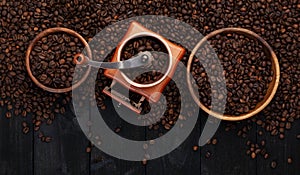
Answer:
[26, 21, 185, 114]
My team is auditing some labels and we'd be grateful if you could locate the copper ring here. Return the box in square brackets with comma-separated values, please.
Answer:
[117, 32, 173, 88]
[25, 27, 92, 93]
[187, 28, 280, 121]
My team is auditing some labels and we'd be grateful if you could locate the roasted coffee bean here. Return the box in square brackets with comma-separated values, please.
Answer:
[264, 154, 269, 159]
[34, 126, 40, 131]
[115, 127, 121, 133]
[22, 121, 28, 128]
[251, 152, 256, 159]
[192, 145, 199, 152]
[22, 127, 30, 134]
[270, 161, 277, 169]
[86, 147, 91, 153]
[142, 158, 147, 165]
[35, 120, 42, 126]
[212, 138, 218, 145]
[5, 112, 12, 119]
[149, 140, 155, 145]
[143, 144, 148, 150]
[287, 157, 293, 164]
[45, 136, 52, 143]
[205, 151, 211, 159]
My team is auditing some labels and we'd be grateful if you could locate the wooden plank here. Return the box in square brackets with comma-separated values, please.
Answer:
[200, 118, 257, 175]
[91, 99, 145, 175]
[283, 120, 300, 174]
[145, 116, 201, 175]
[145, 79, 201, 175]
[256, 119, 300, 175]
[34, 103, 89, 175]
[91, 149, 145, 175]
[0, 108, 33, 175]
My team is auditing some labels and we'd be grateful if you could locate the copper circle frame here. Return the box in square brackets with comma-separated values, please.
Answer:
[117, 32, 173, 88]
[186, 28, 280, 121]
[25, 27, 92, 93]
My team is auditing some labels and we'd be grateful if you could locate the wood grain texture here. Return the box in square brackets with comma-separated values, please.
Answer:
[146, 116, 201, 175]
[256, 119, 300, 175]
[0, 108, 33, 175]
[0, 104, 299, 174]
[91, 99, 146, 175]
[34, 104, 89, 175]
[200, 119, 257, 175]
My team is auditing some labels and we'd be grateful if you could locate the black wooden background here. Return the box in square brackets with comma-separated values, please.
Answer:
[0, 97, 299, 175]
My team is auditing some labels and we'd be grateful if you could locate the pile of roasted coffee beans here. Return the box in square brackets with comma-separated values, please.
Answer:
[192, 33, 273, 116]
[30, 33, 86, 88]
[0, 0, 299, 169]
[120, 36, 169, 84]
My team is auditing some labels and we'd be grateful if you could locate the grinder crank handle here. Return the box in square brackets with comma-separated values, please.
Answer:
[73, 51, 154, 70]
